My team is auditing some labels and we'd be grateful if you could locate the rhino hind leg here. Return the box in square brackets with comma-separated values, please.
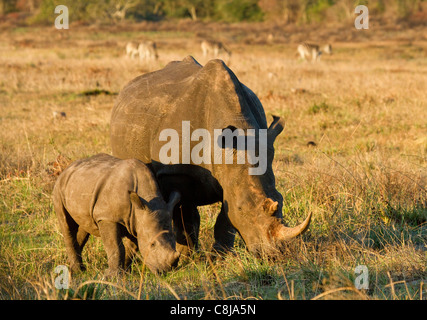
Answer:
[98, 221, 126, 276]
[213, 203, 236, 254]
[173, 202, 200, 257]
[54, 200, 88, 272]
[75, 227, 89, 269]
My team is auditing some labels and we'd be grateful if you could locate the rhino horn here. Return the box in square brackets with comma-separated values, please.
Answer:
[274, 210, 313, 241]
[263, 198, 279, 216]
[267, 115, 285, 147]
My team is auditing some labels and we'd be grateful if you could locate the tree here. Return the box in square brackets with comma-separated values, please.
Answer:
[215, 0, 264, 22]
[0, 0, 17, 14]
[110, 0, 139, 21]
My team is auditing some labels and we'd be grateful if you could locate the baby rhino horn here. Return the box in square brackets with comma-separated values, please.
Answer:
[263, 198, 278, 216]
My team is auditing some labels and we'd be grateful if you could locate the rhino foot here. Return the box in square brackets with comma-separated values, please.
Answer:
[103, 267, 125, 280]
[69, 261, 86, 274]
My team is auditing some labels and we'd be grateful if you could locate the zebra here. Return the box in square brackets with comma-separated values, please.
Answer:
[297, 43, 332, 62]
[201, 39, 231, 59]
[138, 41, 159, 61]
[125, 41, 139, 59]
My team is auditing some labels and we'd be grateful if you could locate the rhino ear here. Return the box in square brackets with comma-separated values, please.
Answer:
[167, 191, 181, 211]
[262, 198, 278, 216]
[129, 191, 145, 210]
[267, 115, 285, 147]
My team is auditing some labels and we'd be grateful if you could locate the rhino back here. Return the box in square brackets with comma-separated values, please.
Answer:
[110, 56, 268, 167]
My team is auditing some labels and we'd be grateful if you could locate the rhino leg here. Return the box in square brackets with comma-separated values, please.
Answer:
[98, 221, 126, 276]
[213, 202, 236, 254]
[173, 202, 200, 257]
[54, 201, 88, 272]
[122, 235, 138, 271]
[75, 227, 89, 264]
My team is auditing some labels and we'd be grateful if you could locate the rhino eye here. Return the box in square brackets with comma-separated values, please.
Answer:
[150, 241, 156, 248]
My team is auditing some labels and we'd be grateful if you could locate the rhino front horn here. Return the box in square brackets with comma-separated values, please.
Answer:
[275, 211, 313, 241]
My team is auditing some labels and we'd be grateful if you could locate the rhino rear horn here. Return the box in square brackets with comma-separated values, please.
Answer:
[275, 211, 313, 241]
[267, 115, 285, 147]
[263, 198, 279, 216]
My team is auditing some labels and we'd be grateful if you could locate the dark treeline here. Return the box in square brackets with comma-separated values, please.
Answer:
[1, 0, 426, 24]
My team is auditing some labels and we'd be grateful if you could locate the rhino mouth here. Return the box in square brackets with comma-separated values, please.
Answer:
[146, 250, 181, 274]
[236, 210, 312, 256]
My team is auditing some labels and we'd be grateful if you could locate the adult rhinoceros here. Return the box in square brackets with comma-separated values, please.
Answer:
[110, 56, 311, 255]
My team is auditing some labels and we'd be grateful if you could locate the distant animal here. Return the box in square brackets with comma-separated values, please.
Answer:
[110, 56, 312, 257]
[52, 111, 66, 120]
[201, 40, 231, 59]
[306, 141, 317, 147]
[297, 43, 333, 62]
[126, 41, 158, 61]
[322, 44, 333, 55]
[52, 153, 181, 275]
[291, 88, 307, 94]
[138, 41, 159, 61]
[125, 41, 139, 59]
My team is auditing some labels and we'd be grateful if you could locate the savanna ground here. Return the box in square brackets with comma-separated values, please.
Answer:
[0, 20, 426, 300]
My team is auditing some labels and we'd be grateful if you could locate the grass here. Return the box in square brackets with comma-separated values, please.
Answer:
[0, 22, 426, 300]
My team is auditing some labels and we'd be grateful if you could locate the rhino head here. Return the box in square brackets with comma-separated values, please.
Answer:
[130, 191, 181, 273]
[220, 116, 312, 254]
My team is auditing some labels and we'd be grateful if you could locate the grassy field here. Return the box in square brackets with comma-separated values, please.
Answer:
[0, 22, 426, 300]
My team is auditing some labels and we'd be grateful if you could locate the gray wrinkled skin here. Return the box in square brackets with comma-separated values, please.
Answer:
[110, 56, 311, 256]
[52, 153, 180, 275]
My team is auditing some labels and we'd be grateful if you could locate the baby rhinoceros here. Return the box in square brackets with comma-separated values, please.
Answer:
[52, 153, 181, 275]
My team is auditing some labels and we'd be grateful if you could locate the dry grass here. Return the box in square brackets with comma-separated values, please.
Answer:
[0, 23, 426, 300]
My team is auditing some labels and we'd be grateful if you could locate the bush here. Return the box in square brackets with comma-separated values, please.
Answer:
[306, 0, 335, 23]
[215, 0, 264, 22]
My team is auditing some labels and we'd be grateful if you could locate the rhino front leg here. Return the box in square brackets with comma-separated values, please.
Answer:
[173, 202, 200, 257]
[213, 202, 236, 254]
[122, 236, 138, 271]
[98, 221, 126, 276]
